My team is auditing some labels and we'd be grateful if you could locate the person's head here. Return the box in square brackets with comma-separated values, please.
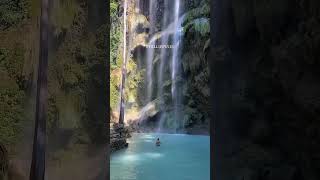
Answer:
[157, 138, 159, 141]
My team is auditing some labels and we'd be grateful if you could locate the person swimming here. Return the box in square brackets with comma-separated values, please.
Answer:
[156, 138, 161, 146]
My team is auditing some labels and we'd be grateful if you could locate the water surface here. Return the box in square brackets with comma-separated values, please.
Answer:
[110, 133, 210, 180]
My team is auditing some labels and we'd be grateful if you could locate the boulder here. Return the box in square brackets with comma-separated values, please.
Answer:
[110, 123, 131, 153]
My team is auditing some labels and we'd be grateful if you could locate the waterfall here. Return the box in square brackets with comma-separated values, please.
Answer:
[135, 0, 140, 13]
[156, 0, 170, 132]
[170, 0, 183, 132]
[137, 0, 184, 132]
[155, 0, 184, 132]
[145, 0, 156, 102]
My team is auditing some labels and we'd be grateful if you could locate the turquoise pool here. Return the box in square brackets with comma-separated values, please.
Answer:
[110, 133, 210, 180]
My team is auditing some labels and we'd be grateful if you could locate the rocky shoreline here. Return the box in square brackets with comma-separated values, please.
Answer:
[127, 121, 209, 136]
[110, 119, 209, 153]
[110, 123, 131, 153]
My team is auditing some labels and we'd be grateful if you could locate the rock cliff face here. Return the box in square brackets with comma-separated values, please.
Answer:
[123, 0, 210, 133]
[213, 0, 320, 179]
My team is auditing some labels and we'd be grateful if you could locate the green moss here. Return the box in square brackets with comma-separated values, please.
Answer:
[182, 2, 210, 37]
[0, 48, 26, 146]
[0, 0, 30, 29]
[45, 1, 109, 143]
[125, 59, 143, 104]
[0, 46, 24, 82]
[51, 0, 80, 36]
[110, 0, 118, 18]
[183, 18, 210, 36]
[182, 3, 210, 27]
[0, 87, 25, 145]
[110, 19, 122, 70]
[110, 0, 124, 109]
[110, 74, 119, 108]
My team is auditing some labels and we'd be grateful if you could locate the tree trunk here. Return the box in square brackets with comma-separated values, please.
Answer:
[119, 68, 126, 124]
[119, 0, 128, 125]
[29, 0, 49, 179]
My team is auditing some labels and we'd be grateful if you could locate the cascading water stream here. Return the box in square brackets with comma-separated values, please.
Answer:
[156, 0, 170, 132]
[145, 0, 157, 102]
[171, 0, 183, 132]
[135, 0, 140, 13]
[148, 14, 186, 45]
[137, 0, 184, 132]
[154, 0, 184, 132]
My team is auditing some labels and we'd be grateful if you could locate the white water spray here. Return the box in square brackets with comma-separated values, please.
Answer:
[171, 0, 183, 132]
[138, 0, 184, 132]
[156, 0, 170, 133]
[145, 0, 157, 103]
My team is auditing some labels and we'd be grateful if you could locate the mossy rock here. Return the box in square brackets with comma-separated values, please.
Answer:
[0, 0, 29, 30]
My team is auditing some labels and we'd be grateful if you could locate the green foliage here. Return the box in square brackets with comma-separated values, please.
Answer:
[48, 95, 59, 134]
[183, 18, 210, 37]
[51, 0, 80, 36]
[110, 0, 122, 70]
[45, 1, 109, 144]
[0, 0, 111, 148]
[110, 30, 122, 70]
[125, 59, 143, 104]
[109, 0, 143, 110]
[110, 0, 118, 19]
[110, 0, 122, 109]
[0, 86, 25, 145]
[0, 49, 26, 146]
[110, 74, 119, 108]
[182, 3, 209, 27]
[182, 1, 210, 37]
[0, 46, 25, 81]
[0, 0, 30, 145]
[0, 0, 30, 29]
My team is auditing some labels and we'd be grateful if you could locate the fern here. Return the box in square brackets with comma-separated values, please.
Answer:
[183, 18, 210, 36]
